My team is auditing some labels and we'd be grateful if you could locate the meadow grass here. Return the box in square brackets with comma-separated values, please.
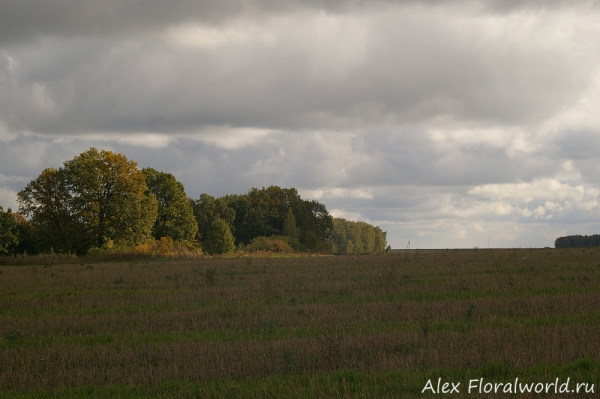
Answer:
[1, 248, 599, 397]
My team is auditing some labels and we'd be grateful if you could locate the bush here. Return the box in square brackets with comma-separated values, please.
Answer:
[130, 237, 202, 257]
[247, 236, 294, 253]
[87, 237, 202, 258]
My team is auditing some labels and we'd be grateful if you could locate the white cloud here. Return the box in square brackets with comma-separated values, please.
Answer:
[429, 127, 540, 157]
[539, 62, 600, 136]
[468, 179, 587, 204]
[52, 133, 176, 149]
[165, 21, 277, 49]
[329, 208, 369, 223]
[301, 187, 374, 200]
[0, 185, 18, 210]
[189, 127, 276, 150]
[165, 10, 370, 75]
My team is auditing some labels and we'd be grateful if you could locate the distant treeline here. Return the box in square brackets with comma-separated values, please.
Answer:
[329, 219, 390, 254]
[555, 234, 600, 248]
[0, 147, 388, 256]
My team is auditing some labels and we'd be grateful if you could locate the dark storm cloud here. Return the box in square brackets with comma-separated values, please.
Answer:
[1, 2, 593, 137]
[1, 0, 592, 46]
[0, 0, 252, 44]
[0, 0, 399, 45]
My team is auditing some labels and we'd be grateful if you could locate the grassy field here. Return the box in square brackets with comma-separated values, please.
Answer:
[1, 248, 599, 398]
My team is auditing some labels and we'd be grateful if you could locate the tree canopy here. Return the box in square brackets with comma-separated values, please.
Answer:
[2, 148, 387, 256]
[17, 167, 75, 253]
[142, 167, 197, 242]
[555, 234, 600, 248]
[203, 218, 235, 255]
[18, 148, 157, 254]
[192, 194, 235, 243]
[218, 186, 333, 251]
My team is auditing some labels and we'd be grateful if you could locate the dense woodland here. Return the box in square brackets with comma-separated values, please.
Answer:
[0, 148, 388, 256]
[554, 234, 600, 248]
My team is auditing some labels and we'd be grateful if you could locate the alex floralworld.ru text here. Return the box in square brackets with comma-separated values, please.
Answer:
[422, 378, 594, 394]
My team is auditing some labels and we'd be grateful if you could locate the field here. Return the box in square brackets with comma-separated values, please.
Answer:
[1, 248, 599, 398]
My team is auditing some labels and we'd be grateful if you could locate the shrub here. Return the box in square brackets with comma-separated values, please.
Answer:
[247, 236, 293, 253]
[88, 237, 202, 258]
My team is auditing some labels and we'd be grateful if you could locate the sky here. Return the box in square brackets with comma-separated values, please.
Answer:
[1, 1, 600, 249]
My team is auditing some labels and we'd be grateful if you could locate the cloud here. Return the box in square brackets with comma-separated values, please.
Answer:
[2, 1, 600, 248]
[302, 188, 374, 200]
[2, 3, 598, 137]
[329, 209, 370, 223]
[52, 133, 176, 148]
[2, 0, 595, 46]
[0, 174, 24, 210]
[429, 128, 540, 158]
[0, 186, 18, 211]
[165, 22, 278, 49]
[0, 119, 17, 142]
[468, 179, 585, 204]
[188, 127, 277, 150]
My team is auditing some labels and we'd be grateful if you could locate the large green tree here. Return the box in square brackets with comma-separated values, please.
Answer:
[17, 167, 76, 253]
[192, 194, 235, 242]
[293, 199, 333, 250]
[142, 168, 197, 242]
[18, 148, 157, 254]
[0, 206, 19, 255]
[222, 193, 252, 244]
[203, 218, 235, 254]
[223, 186, 332, 249]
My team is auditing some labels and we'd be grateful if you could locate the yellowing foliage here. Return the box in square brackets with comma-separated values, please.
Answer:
[130, 237, 201, 257]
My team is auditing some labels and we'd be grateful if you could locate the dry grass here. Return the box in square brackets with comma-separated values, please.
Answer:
[0, 248, 599, 397]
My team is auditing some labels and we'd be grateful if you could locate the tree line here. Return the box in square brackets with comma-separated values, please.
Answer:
[0, 148, 388, 256]
[329, 218, 390, 254]
[554, 234, 600, 248]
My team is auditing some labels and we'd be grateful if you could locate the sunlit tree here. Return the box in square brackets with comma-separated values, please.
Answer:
[142, 168, 197, 242]
[18, 148, 157, 254]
